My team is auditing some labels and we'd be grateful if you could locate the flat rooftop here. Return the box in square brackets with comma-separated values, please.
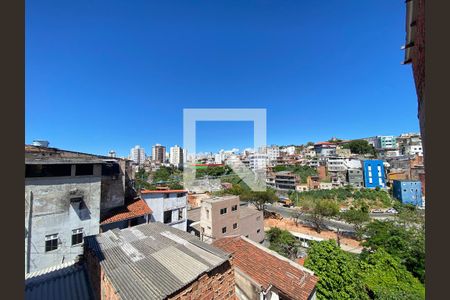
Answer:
[85, 222, 231, 300]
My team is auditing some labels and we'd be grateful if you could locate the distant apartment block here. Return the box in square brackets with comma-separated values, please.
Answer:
[152, 144, 166, 163]
[188, 196, 264, 244]
[141, 189, 188, 231]
[273, 171, 300, 191]
[130, 145, 146, 165]
[392, 180, 423, 207]
[169, 145, 184, 168]
[362, 160, 386, 188]
[213, 236, 318, 300]
[248, 153, 268, 171]
[377, 136, 398, 149]
[347, 169, 364, 188]
[84, 222, 236, 300]
[314, 142, 336, 157]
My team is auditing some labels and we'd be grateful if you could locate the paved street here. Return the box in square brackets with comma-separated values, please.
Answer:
[264, 204, 356, 232]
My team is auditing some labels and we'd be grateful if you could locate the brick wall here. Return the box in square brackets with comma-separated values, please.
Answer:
[84, 248, 120, 300]
[168, 260, 236, 300]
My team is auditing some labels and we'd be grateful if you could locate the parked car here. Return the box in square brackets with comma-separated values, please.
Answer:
[385, 208, 398, 214]
[371, 209, 384, 214]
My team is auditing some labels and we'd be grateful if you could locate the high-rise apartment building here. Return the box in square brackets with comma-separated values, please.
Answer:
[152, 144, 166, 163]
[130, 145, 145, 165]
[169, 145, 184, 168]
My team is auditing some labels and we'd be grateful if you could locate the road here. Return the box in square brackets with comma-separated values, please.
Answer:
[264, 204, 356, 232]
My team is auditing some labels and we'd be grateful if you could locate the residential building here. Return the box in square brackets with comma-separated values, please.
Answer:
[347, 169, 364, 188]
[141, 189, 188, 231]
[377, 136, 398, 149]
[319, 182, 333, 190]
[362, 160, 386, 188]
[189, 196, 264, 244]
[213, 236, 318, 300]
[266, 145, 281, 162]
[25, 260, 94, 300]
[25, 146, 102, 273]
[335, 147, 351, 158]
[326, 157, 347, 172]
[169, 145, 184, 168]
[99, 198, 153, 232]
[130, 145, 146, 165]
[152, 144, 166, 163]
[248, 153, 268, 171]
[283, 145, 297, 156]
[392, 180, 423, 206]
[404, 143, 423, 157]
[84, 222, 236, 300]
[306, 175, 321, 190]
[274, 171, 300, 191]
[361, 137, 378, 148]
[377, 148, 401, 159]
[404, 0, 425, 157]
[314, 142, 337, 157]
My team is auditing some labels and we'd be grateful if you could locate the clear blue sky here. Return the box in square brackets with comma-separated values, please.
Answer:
[26, 0, 419, 157]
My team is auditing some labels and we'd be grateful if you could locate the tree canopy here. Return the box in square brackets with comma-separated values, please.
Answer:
[342, 140, 376, 156]
[301, 198, 339, 233]
[304, 240, 369, 300]
[266, 227, 299, 259]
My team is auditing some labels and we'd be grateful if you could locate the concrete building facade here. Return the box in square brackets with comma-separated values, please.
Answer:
[129, 145, 146, 165]
[392, 180, 423, 207]
[152, 144, 166, 163]
[141, 190, 188, 231]
[169, 145, 183, 168]
[362, 160, 386, 188]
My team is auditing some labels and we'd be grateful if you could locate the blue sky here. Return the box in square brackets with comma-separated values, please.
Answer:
[26, 0, 418, 157]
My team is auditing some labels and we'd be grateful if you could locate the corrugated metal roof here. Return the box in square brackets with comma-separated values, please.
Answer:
[85, 222, 231, 300]
[25, 260, 93, 300]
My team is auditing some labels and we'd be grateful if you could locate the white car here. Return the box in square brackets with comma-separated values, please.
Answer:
[385, 208, 398, 214]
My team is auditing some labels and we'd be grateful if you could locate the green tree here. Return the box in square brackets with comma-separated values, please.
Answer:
[360, 248, 425, 299]
[343, 140, 376, 156]
[304, 240, 369, 300]
[266, 227, 299, 259]
[362, 220, 425, 283]
[240, 189, 277, 212]
[301, 199, 339, 233]
[340, 207, 370, 240]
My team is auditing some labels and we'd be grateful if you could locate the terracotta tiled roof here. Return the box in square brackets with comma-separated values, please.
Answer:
[101, 199, 152, 225]
[141, 189, 187, 194]
[213, 236, 318, 300]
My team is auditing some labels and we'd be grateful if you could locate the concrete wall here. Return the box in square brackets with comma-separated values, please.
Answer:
[142, 193, 187, 231]
[25, 165, 102, 273]
[239, 211, 264, 243]
[234, 268, 262, 300]
[200, 196, 240, 244]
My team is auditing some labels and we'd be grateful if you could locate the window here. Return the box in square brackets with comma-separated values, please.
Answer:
[231, 205, 238, 211]
[178, 208, 183, 220]
[72, 229, 83, 246]
[233, 223, 238, 229]
[45, 234, 58, 252]
[75, 164, 94, 176]
[220, 208, 227, 215]
[26, 164, 71, 177]
[368, 171, 372, 177]
[369, 178, 373, 184]
[164, 193, 170, 199]
[206, 209, 210, 219]
[222, 227, 227, 234]
[367, 166, 372, 171]
[257, 229, 261, 234]
[177, 193, 185, 197]
[70, 197, 85, 210]
[163, 210, 172, 224]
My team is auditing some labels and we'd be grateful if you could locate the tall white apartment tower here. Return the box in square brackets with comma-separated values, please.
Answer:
[152, 144, 166, 163]
[130, 145, 146, 164]
[169, 145, 184, 168]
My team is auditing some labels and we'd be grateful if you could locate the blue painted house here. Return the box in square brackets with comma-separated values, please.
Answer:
[362, 160, 386, 188]
[392, 180, 423, 206]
